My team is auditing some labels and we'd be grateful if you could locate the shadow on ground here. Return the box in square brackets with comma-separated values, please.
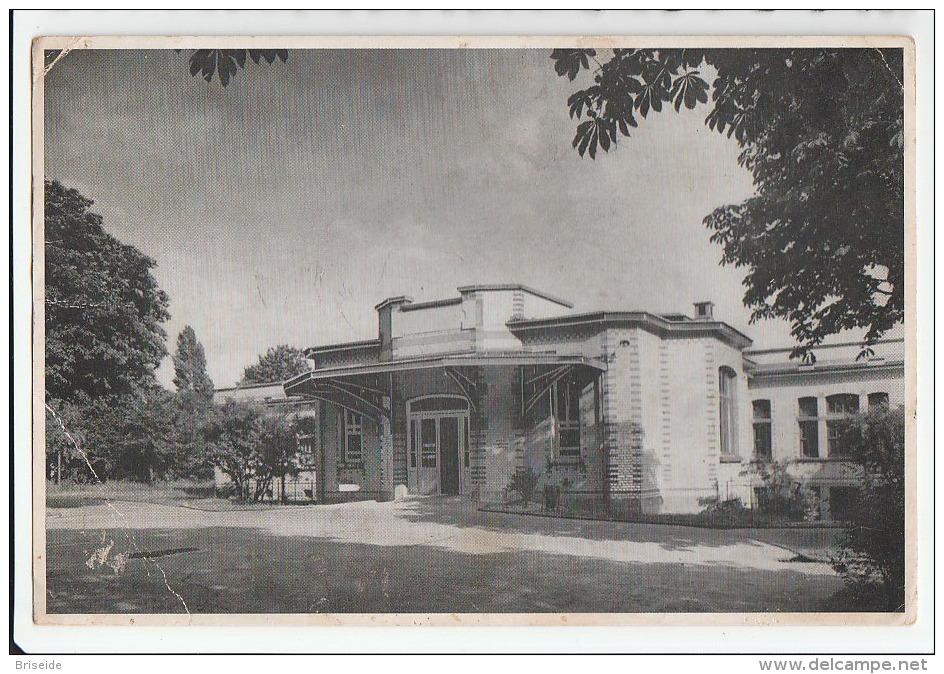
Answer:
[400, 497, 822, 554]
[46, 523, 844, 615]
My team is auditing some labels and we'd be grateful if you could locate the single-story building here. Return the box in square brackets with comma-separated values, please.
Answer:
[215, 283, 904, 518]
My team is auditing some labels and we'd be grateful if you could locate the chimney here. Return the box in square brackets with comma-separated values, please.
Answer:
[693, 301, 714, 320]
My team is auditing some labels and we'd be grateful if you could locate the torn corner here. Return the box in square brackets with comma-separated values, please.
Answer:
[33, 37, 89, 85]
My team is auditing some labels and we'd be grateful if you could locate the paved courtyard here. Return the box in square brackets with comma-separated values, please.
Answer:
[45, 496, 844, 614]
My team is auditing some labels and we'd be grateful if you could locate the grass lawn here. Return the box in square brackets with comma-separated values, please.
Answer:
[45, 478, 275, 511]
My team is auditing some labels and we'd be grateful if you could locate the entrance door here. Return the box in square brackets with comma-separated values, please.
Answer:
[407, 397, 470, 496]
[438, 416, 460, 495]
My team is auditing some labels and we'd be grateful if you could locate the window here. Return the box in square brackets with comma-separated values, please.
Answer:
[420, 418, 437, 467]
[408, 417, 438, 468]
[752, 400, 772, 460]
[798, 397, 820, 458]
[410, 397, 469, 412]
[719, 367, 738, 457]
[296, 417, 318, 467]
[552, 379, 581, 458]
[340, 409, 363, 464]
[868, 392, 890, 411]
[826, 394, 860, 457]
[297, 431, 316, 466]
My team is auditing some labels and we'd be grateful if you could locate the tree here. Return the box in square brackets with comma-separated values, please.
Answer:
[67, 387, 177, 483]
[184, 49, 288, 86]
[258, 411, 302, 504]
[240, 345, 310, 385]
[741, 459, 809, 521]
[42, 48, 288, 88]
[108, 387, 178, 483]
[830, 406, 905, 612]
[173, 326, 214, 401]
[205, 400, 266, 500]
[172, 326, 215, 475]
[45, 179, 171, 401]
[45, 398, 86, 484]
[552, 48, 905, 359]
[205, 400, 302, 501]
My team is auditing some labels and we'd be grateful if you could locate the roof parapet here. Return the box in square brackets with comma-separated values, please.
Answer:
[507, 310, 752, 349]
[457, 283, 574, 309]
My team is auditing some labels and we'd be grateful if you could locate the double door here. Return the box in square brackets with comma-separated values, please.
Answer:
[408, 411, 469, 496]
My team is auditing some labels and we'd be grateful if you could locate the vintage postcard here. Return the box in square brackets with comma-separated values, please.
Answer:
[29, 32, 918, 632]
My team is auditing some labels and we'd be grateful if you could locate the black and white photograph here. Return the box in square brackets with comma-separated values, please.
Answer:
[22, 17, 923, 641]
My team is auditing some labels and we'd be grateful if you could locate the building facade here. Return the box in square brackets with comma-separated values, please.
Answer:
[216, 284, 905, 518]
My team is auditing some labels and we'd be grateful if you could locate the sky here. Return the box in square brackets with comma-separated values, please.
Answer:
[45, 48, 800, 389]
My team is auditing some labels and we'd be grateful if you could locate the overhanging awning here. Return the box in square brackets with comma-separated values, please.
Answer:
[283, 352, 605, 418]
[286, 352, 604, 384]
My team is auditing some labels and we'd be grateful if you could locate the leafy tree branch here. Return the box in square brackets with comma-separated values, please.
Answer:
[552, 48, 905, 360]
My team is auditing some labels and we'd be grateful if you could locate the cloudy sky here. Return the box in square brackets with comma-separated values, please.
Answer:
[45, 47, 799, 388]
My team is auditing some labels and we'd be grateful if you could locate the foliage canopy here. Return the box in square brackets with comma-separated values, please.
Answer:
[241, 344, 310, 385]
[205, 400, 303, 502]
[172, 326, 215, 475]
[45, 180, 170, 401]
[186, 49, 288, 86]
[552, 47, 905, 358]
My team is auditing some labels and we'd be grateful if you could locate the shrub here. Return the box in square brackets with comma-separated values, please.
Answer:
[695, 495, 753, 527]
[830, 407, 905, 612]
[505, 466, 540, 506]
[743, 459, 808, 521]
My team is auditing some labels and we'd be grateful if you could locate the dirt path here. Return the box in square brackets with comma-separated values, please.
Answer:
[43, 497, 845, 614]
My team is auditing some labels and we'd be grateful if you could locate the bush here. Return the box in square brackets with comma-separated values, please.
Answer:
[505, 466, 539, 506]
[830, 407, 905, 612]
[695, 496, 753, 527]
[744, 459, 808, 521]
[215, 482, 239, 500]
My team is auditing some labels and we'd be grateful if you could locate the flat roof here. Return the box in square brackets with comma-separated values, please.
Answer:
[401, 296, 463, 312]
[456, 284, 574, 308]
[373, 284, 575, 314]
[743, 337, 905, 357]
[507, 311, 753, 349]
[747, 358, 905, 379]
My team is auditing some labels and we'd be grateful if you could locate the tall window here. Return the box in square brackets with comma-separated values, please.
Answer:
[340, 409, 363, 464]
[420, 418, 437, 467]
[752, 399, 772, 460]
[798, 397, 820, 458]
[552, 379, 581, 459]
[718, 367, 738, 457]
[297, 426, 317, 466]
[868, 392, 890, 411]
[826, 393, 860, 457]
